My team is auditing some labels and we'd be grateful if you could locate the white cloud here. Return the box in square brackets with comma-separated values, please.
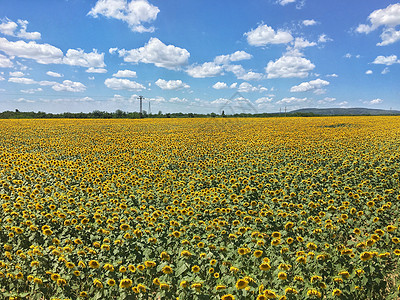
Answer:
[378, 28, 400, 46]
[149, 96, 166, 103]
[293, 37, 317, 49]
[186, 62, 223, 78]
[0, 37, 105, 68]
[46, 71, 63, 77]
[212, 82, 228, 89]
[303, 19, 317, 26]
[278, 0, 296, 6]
[9, 71, 24, 77]
[0, 19, 41, 40]
[211, 98, 231, 105]
[21, 88, 42, 94]
[86, 67, 107, 73]
[52, 80, 86, 92]
[8, 77, 36, 84]
[326, 73, 338, 77]
[266, 55, 315, 78]
[230, 83, 238, 89]
[290, 78, 329, 92]
[88, 0, 160, 33]
[365, 70, 373, 75]
[370, 98, 383, 104]
[155, 79, 190, 90]
[0, 37, 63, 64]
[356, 3, 400, 46]
[238, 82, 267, 93]
[344, 53, 352, 58]
[112, 69, 137, 77]
[104, 77, 146, 90]
[276, 97, 307, 104]
[245, 24, 293, 46]
[381, 67, 390, 74]
[0, 75, 4, 81]
[63, 49, 105, 68]
[238, 71, 264, 81]
[255, 97, 273, 104]
[372, 55, 399, 65]
[318, 34, 332, 43]
[317, 97, 336, 104]
[0, 19, 17, 36]
[0, 53, 13, 68]
[117, 38, 190, 70]
[214, 51, 252, 64]
[169, 97, 188, 103]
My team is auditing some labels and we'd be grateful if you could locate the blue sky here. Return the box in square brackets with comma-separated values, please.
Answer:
[0, 0, 399, 114]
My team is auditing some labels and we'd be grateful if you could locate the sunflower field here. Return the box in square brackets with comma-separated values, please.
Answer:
[1, 116, 400, 300]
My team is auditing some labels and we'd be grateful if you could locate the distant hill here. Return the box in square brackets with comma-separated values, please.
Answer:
[289, 107, 400, 116]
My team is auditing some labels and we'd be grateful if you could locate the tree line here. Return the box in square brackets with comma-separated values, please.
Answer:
[0, 109, 319, 119]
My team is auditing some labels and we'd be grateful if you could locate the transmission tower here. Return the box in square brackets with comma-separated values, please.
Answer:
[138, 96, 144, 118]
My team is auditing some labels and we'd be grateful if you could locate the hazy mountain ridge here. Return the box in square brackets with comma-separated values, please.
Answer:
[289, 108, 400, 116]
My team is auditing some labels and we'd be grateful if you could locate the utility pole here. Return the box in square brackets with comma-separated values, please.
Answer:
[148, 101, 151, 115]
[138, 95, 144, 118]
[285, 106, 287, 117]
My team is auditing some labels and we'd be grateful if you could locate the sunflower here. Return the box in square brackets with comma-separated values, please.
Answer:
[119, 278, 133, 288]
[221, 295, 235, 300]
[360, 252, 373, 261]
[89, 260, 100, 269]
[236, 278, 249, 290]
[162, 265, 173, 274]
[192, 265, 200, 273]
[259, 262, 271, 271]
[332, 289, 342, 296]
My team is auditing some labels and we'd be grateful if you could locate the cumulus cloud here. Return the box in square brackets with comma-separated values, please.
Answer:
[318, 34, 332, 43]
[214, 51, 252, 64]
[245, 24, 293, 46]
[238, 82, 268, 93]
[266, 55, 315, 78]
[117, 38, 190, 70]
[365, 70, 373, 75]
[276, 97, 307, 104]
[9, 71, 24, 77]
[8, 77, 36, 85]
[0, 37, 63, 64]
[52, 80, 86, 92]
[356, 3, 400, 46]
[212, 82, 228, 89]
[0, 19, 41, 40]
[326, 73, 338, 77]
[112, 69, 137, 77]
[86, 67, 107, 73]
[0, 53, 13, 67]
[88, 0, 160, 33]
[104, 77, 146, 90]
[255, 97, 273, 104]
[169, 97, 188, 103]
[372, 55, 399, 65]
[303, 19, 317, 26]
[155, 79, 189, 90]
[292, 37, 317, 49]
[0, 37, 106, 68]
[238, 71, 264, 81]
[46, 71, 63, 77]
[290, 78, 329, 92]
[211, 98, 231, 105]
[21, 88, 43, 94]
[186, 62, 223, 78]
[317, 97, 336, 104]
[369, 98, 383, 104]
[63, 49, 105, 68]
